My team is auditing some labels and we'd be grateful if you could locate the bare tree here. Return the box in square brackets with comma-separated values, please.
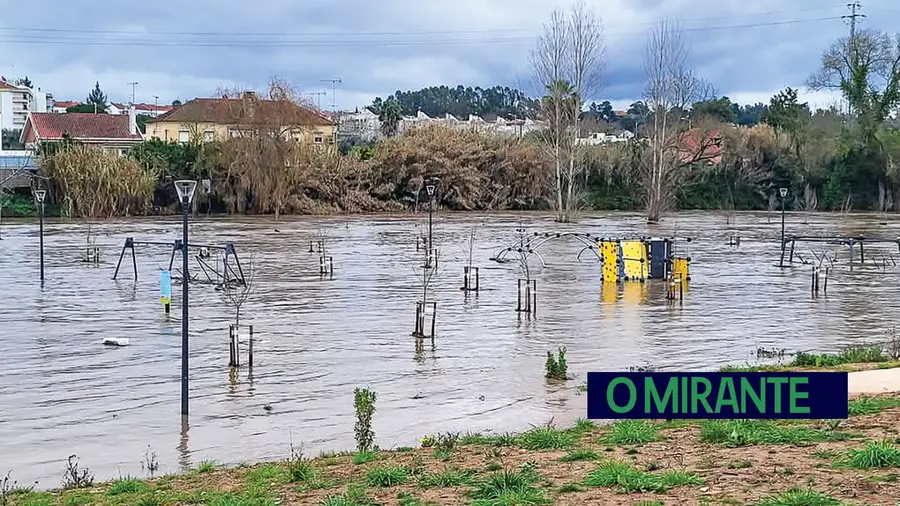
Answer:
[531, 0, 605, 222]
[223, 257, 255, 328]
[640, 18, 717, 222]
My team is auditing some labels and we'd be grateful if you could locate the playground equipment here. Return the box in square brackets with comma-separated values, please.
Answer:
[112, 237, 247, 287]
[490, 230, 692, 284]
[780, 235, 900, 271]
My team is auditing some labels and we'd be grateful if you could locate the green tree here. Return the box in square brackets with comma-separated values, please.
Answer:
[66, 103, 106, 114]
[692, 96, 737, 123]
[136, 114, 152, 134]
[761, 87, 809, 155]
[377, 98, 403, 137]
[172, 99, 182, 107]
[15, 76, 32, 88]
[86, 82, 108, 112]
[1, 128, 24, 150]
[368, 85, 540, 119]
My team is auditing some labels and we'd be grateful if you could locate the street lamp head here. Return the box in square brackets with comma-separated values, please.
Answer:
[426, 184, 435, 197]
[174, 180, 198, 204]
[779, 187, 788, 198]
[33, 189, 46, 203]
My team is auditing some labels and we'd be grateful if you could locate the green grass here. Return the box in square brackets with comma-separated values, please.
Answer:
[633, 501, 665, 506]
[699, 420, 852, 447]
[319, 484, 373, 506]
[364, 465, 409, 487]
[603, 420, 660, 445]
[839, 441, 900, 468]
[571, 418, 596, 433]
[811, 448, 840, 460]
[468, 469, 548, 506]
[560, 449, 600, 462]
[397, 491, 429, 506]
[790, 345, 889, 368]
[558, 483, 584, 493]
[516, 426, 577, 450]
[418, 468, 476, 488]
[396, 446, 415, 453]
[584, 460, 703, 493]
[755, 488, 844, 505]
[726, 460, 752, 469]
[848, 396, 900, 416]
[106, 478, 148, 495]
[351, 451, 379, 465]
[197, 460, 217, 473]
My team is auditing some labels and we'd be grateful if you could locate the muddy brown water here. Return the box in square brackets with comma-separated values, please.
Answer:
[0, 210, 898, 488]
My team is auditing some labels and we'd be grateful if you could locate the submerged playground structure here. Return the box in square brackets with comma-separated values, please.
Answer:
[490, 231, 692, 286]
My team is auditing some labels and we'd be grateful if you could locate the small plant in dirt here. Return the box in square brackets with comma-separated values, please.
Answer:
[756, 487, 843, 506]
[604, 420, 660, 445]
[320, 484, 372, 506]
[287, 445, 318, 484]
[352, 451, 379, 465]
[545, 347, 568, 380]
[558, 483, 585, 493]
[196, 460, 217, 473]
[354, 387, 377, 453]
[842, 440, 900, 469]
[141, 445, 160, 477]
[560, 449, 600, 462]
[433, 432, 459, 453]
[107, 477, 148, 496]
[365, 465, 409, 487]
[572, 418, 596, 433]
[584, 460, 703, 493]
[517, 425, 577, 450]
[397, 492, 426, 506]
[1, 471, 34, 506]
[468, 468, 548, 505]
[792, 345, 888, 368]
[726, 460, 752, 469]
[699, 420, 850, 447]
[61, 455, 94, 489]
[418, 468, 476, 488]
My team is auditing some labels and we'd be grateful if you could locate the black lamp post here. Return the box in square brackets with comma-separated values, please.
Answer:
[426, 183, 435, 253]
[174, 180, 198, 417]
[779, 187, 788, 267]
[34, 188, 46, 282]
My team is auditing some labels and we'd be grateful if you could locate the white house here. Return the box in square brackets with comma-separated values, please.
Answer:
[0, 79, 50, 132]
[577, 130, 635, 146]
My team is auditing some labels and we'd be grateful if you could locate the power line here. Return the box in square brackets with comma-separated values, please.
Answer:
[0, 7, 846, 38]
[0, 17, 847, 49]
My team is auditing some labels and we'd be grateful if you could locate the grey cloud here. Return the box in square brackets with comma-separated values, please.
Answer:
[2, 0, 899, 110]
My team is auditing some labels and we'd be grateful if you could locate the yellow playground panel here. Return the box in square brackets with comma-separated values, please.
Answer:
[599, 240, 619, 282]
[620, 240, 647, 281]
[671, 256, 690, 281]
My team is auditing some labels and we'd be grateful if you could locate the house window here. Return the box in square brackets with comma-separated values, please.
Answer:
[313, 133, 324, 144]
[178, 130, 189, 143]
[204, 130, 214, 141]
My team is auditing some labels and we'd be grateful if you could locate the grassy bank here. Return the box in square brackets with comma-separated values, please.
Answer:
[720, 344, 900, 373]
[6, 393, 900, 506]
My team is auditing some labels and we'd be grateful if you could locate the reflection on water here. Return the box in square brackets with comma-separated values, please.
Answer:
[0, 211, 898, 487]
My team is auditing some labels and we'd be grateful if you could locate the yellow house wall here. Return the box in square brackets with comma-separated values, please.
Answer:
[146, 121, 335, 144]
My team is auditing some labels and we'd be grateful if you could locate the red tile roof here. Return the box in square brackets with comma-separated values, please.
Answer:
[678, 127, 722, 164]
[25, 113, 143, 141]
[149, 97, 332, 127]
[54, 101, 81, 108]
[0, 80, 21, 91]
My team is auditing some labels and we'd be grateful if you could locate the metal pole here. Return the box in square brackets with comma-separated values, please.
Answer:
[181, 197, 189, 416]
[779, 196, 786, 267]
[428, 197, 433, 253]
[39, 201, 44, 281]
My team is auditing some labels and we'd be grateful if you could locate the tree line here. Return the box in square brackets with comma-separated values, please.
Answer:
[12, 6, 900, 221]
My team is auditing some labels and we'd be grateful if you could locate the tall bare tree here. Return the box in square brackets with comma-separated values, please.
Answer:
[530, 0, 604, 222]
[640, 18, 717, 222]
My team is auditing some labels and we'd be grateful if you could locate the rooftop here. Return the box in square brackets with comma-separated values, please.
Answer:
[149, 97, 332, 127]
[25, 113, 143, 141]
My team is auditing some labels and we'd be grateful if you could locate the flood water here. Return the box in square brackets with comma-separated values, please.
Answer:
[1, 210, 898, 488]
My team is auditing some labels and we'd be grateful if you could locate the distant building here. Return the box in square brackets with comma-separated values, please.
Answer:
[0, 78, 51, 132]
[20, 107, 144, 154]
[52, 101, 81, 113]
[145, 95, 334, 145]
[109, 102, 173, 117]
[577, 130, 635, 146]
[336, 109, 544, 139]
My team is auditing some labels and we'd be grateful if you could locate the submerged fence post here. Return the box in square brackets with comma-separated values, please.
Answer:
[516, 279, 536, 314]
[248, 325, 254, 368]
[462, 266, 480, 292]
[413, 301, 436, 339]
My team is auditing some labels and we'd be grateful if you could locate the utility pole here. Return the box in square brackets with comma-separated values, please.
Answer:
[320, 78, 342, 111]
[127, 81, 138, 104]
[842, 2, 865, 115]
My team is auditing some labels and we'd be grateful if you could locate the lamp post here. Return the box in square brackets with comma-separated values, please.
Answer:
[425, 183, 435, 253]
[34, 189, 46, 281]
[174, 180, 198, 417]
[779, 187, 788, 267]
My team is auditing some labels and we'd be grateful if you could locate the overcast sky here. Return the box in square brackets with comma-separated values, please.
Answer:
[2, 0, 899, 113]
